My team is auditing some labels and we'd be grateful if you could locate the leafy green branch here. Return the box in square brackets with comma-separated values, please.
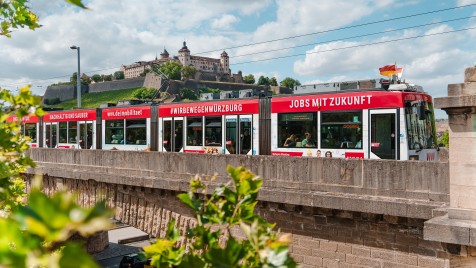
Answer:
[0, 86, 113, 267]
[143, 166, 296, 268]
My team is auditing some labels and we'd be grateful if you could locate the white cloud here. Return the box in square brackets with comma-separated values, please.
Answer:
[211, 14, 239, 30]
[1, 0, 475, 104]
[457, 0, 476, 6]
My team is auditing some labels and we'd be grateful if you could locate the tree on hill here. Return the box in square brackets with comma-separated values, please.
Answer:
[91, 74, 102, 83]
[243, 74, 255, 84]
[102, 74, 113, 81]
[160, 62, 182, 80]
[270, 77, 278, 86]
[70, 72, 78, 85]
[140, 68, 151, 77]
[179, 87, 199, 100]
[280, 77, 301, 89]
[182, 65, 197, 80]
[114, 71, 125, 80]
[132, 87, 157, 100]
[257, 75, 270, 86]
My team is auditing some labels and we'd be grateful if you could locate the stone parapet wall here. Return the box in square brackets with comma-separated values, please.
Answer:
[25, 149, 449, 219]
[42, 84, 88, 104]
[24, 174, 469, 267]
[88, 77, 145, 93]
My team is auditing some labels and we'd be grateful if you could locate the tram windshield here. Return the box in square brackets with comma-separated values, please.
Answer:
[405, 100, 437, 150]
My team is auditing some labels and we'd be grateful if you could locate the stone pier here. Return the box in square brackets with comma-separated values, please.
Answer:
[424, 66, 476, 266]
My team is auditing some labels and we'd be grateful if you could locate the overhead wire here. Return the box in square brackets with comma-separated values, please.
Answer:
[2, 4, 476, 88]
[196, 3, 476, 54]
[231, 15, 476, 59]
[231, 26, 476, 65]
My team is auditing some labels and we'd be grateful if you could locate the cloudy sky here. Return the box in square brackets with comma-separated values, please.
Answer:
[1, 0, 476, 118]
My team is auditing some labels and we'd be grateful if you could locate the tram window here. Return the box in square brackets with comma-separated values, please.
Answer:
[278, 113, 317, 148]
[163, 120, 172, 151]
[68, 122, 77, 143]
[24, 123, 37, 142]
[187, 117, 203, 146]
[405, 101, 436, 150]
[126, 119, 147, 145]
[205, 117, 222, 146]
[59, 122, 68, 143]
[105, 120, 124, 144]
[321, 111, 362, 149]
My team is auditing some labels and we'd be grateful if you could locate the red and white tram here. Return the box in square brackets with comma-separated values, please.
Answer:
[43, 109, 96, 149]
[270, 88, 437, 160]
[158, 99, 260, 155]
[18, 79, 438, 161]
[101, 105, 152, 150]
[7, 114, 40, 148]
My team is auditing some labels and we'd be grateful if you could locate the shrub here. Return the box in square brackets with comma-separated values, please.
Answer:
[179, 88, 198, 100]
[44, 98, 60, 105]
[142, 166, 296, 267]
[132, 87, 157, 99]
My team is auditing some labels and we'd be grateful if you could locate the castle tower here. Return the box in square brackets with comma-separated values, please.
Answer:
[178, 41, 190, 66]
[220, 51, 230, 74]
[160, 48, 169, 59]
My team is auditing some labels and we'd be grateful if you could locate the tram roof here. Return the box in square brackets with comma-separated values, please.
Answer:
[294, 79, 424, 94]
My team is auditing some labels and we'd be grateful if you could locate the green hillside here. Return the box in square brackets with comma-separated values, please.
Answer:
[45, 88, 139, 110]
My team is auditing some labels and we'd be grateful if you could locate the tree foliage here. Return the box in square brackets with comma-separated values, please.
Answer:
[269, 77, 278, 86]
[280, 77, 301, 89]
[178, 87, 198, 101]
[0, 86, 113, 267]
[199, 88, 221, 94]
[102, 74, 112, 81]
[114, 71, 125, 80]
[181, 65, 197, 80]
[143, 166, 296, 268]
[257, 76, 270, 86]
[91, 74, 102, 83]
[70, 72, 78, 84]
[140, 68, 151, 77]
[132, 87, 157, 100]
[0, 0, 86, 37]
[243, 74, 255, 84]
[160, 62, 182, 80]
[438, 130, 449, 148]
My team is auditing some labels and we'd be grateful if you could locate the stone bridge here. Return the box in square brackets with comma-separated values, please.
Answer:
[24, 148, 467, 268]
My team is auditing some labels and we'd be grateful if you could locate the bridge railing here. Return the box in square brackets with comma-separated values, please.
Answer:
[25, 148, 449, 219]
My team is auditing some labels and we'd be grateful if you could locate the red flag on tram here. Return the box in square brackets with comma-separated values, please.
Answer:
[379, 64, 397, 77]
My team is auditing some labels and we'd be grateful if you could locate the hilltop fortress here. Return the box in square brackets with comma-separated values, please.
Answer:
[120, 41, 242, 82]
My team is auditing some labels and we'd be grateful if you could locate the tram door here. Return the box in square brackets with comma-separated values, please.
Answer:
[163, 118, 183, 152]
[369, 109, 397, 160]
[44, 123, 57, 148]
[240, 116, 252, 154]
[225, 115, 252, 155]
[173, 119, 183, 152]
[79, 122, 94, 149]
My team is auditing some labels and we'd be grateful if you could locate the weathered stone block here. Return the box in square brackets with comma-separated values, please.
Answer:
[424, 215, 471, 245]
[352, 246, 371, 257]
[448, 83, 464, 96]
[370, 248, 395, 261]
[465, 67, 476, 82]
[417, 255, 448, 268]
[395, 252, 418, 265]
[345, 254, 381, 267]
[303, 256, 322, 266]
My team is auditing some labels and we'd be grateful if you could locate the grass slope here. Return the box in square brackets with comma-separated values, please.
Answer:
[47, 88, 138, 110]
